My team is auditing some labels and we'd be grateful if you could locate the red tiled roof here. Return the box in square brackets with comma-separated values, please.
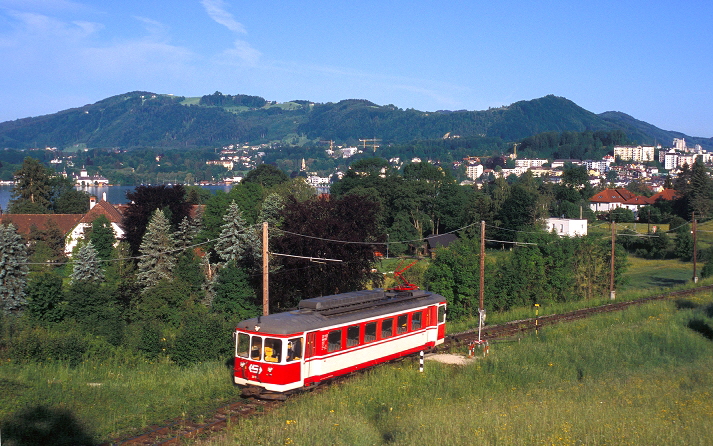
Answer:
[589, 189, 630, 203]
[650, 188, 679, 202]
[623, 196, 653, 205]
[1, 214, 83, 236]
[79, 200, 123, 224]
[615, 188, 637, 200]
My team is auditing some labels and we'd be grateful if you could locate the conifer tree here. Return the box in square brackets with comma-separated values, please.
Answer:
[137, 209, 176, 290]
[71, 241, 104, 283]
[176, 214, 201, 249]
[89, 215, 116, 260]
[0, 223, 29, 314]
[214, 201, 261, 267]
[257, 193, 285, 228]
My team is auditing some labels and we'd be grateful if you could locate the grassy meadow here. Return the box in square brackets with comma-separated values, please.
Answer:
[0, 356, 239, 442]
[211, 294, 713, 445]
[1, 253, 712, 443]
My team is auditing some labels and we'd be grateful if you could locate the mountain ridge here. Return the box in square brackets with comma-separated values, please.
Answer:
[0, 92, 710, 150]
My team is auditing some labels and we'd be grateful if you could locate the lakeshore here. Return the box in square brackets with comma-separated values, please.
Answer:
[0, 183, 233, 212]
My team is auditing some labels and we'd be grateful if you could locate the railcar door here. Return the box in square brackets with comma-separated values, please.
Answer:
[303, 332, 317, 385]
[437, 304, 447, 340]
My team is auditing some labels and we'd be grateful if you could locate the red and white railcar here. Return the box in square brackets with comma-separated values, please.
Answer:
[233, 288, 446, 398]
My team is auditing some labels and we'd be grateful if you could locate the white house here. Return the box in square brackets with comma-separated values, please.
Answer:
[546, 218, 588, 237]
[65, 195, 124, 255]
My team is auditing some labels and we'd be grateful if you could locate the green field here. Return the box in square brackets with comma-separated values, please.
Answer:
[212, 295, 713, 445]
[2, 256, 713, 443]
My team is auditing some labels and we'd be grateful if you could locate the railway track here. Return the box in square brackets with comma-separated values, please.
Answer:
[446, 284, 713, 345]
[108, 284, 713, 445]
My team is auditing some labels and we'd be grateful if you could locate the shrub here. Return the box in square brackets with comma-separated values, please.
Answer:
[171, 313, 232, 366]
[9, 324, 88, 366]
[25, 273, 65, 324]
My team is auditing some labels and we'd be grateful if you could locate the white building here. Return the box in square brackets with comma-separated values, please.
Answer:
[659, 149, 679, 170]
[65, 194, 124, 255]
[73, 168, 109, 186]
[583, 159, 612, 174]
[545, 218, 588, 237]
[465, 163, 484, 180]
[340, 147, 359, 158]
[613, 145, 656, 162]
[515, 159, 547, 168]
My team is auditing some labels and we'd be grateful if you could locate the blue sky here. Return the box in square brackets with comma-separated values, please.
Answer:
[1, 0, 711, 137]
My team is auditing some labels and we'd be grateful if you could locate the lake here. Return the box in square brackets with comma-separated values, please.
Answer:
[0, 184, 234, 213]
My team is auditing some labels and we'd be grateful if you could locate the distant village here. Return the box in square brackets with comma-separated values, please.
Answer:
[3, 137, 707, 242]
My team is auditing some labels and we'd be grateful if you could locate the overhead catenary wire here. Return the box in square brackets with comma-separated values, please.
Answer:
[16, 209, 705, 267]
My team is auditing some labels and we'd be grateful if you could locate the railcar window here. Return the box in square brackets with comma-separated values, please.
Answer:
[411, 312, 422, 330]
[264, 338, 282, 363]
[381, 319, 393, 338]
[236, 333, 250, 358]
[364, 322, 377, 342]
[287, 337, 303, 362]
[438, 305, 446, 323]
[327, 330, 342, 352]
[397, 314, 408, 334]
[250, 336, 262, 361]
[347, 325, 360, 347]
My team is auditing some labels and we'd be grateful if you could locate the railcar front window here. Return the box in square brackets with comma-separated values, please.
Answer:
[250, 336, 262, 361]
[397, 314, 408, 334]
[236, 333, 250, 358]
[264, 338, 282, 363]
[438, 305, 446, 323]
[411, 312, 422, 330]
[364, 322, 377, 342]
[382, 319, 393, 338]
[287, 337, 303, 362]
[328, 330, 342, 352]
[347, 325, 360, 347]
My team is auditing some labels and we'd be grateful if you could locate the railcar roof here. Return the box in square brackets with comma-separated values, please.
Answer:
[236, 289, 445, 335]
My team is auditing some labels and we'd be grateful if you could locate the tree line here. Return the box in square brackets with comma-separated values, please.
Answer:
[2, 157, 713, 368]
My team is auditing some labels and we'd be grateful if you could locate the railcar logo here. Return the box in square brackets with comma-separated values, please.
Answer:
[248, 364, 262, 374]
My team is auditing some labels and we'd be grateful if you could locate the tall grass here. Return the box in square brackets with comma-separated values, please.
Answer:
[211, 296, 713, 445]
[0, 357, 238, 441]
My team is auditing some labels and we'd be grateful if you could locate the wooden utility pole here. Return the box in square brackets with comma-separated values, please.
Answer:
[692, 212, 698, 283]
[479, 220, 486, 341]
[610, 219, 616, 300]
[262, 221, 269, 315]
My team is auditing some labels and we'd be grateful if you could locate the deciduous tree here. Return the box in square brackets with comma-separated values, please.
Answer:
[269, 194, 384, 309]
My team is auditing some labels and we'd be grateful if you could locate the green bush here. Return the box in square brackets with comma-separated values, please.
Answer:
[9, 324, 88, 366]
[171, 313, 232, 366]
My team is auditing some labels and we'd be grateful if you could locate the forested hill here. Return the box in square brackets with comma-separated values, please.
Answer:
[0, 91, 710, 150]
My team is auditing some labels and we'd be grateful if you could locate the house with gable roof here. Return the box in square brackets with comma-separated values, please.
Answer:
[589, 188, 678, 217]
[65, 195, 124, 255]
[588, 188, 637, 213]
[1, 194, 125, 257]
